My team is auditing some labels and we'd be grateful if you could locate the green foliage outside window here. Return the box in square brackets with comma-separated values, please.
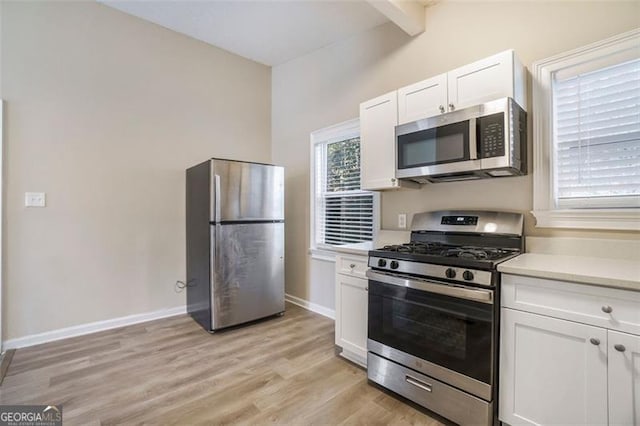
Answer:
[326, 138, 361, 192]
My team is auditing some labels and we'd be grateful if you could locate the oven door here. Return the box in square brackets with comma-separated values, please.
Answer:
[366, 270, 494, 400]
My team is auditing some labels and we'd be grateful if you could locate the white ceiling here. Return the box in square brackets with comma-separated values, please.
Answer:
[100, 1, 392, 66]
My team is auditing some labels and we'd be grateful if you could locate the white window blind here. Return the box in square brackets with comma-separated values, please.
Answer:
[314, 136, 374, 246]
[552, 58, 640, 208]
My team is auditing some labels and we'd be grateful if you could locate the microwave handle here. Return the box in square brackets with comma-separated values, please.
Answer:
[469, 117, 478, 160]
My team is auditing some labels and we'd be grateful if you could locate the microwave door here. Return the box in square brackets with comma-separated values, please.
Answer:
[423, 117, 480, 176]
[396, 118, 481, 179]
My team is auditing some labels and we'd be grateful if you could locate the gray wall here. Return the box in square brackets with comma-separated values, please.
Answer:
[2, 1, 272, 340]
[271, 1, 640, 308]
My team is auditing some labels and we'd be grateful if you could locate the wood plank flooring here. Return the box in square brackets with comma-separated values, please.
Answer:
[0, 303, 447, 425]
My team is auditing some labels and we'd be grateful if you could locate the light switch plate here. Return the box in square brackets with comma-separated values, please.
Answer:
[398, 213, 407, 229]
[25, 192, 46, 207]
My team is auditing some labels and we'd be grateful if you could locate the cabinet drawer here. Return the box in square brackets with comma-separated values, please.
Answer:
[502, 274, 640, 335]
[337, 255, 368, 278]
[368, 352, 492, 426]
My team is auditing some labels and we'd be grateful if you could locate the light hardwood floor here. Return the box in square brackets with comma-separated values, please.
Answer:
[0, 303, 447, 425]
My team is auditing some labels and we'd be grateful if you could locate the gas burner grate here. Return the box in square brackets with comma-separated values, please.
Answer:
[441, 246, 517, 260]
[378, 243, 518, 262]
[381, 242, 450, 254]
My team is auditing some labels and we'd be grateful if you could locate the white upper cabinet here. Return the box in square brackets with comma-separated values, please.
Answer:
[448, 49, 526, 111]
[360, 91, 419, 191]
[360, 50, 526, 190]
[608, 330, 640, 426]
[397, 50, 527, 124]
[397, 73, 448, 125]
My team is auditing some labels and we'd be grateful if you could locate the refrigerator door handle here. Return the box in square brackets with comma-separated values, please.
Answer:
[210, 174, 222, 328]
[213, 174, 221, 223]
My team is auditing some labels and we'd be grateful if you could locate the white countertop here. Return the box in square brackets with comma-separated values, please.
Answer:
[322, 235, 640, 291]
[498, 253, 640, 291]
[331, 241, 373, 256]
[323, 230, 411, 257]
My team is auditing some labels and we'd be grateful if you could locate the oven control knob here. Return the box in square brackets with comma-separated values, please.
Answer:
[390, 261, 399, 270]
[463, 270, 474, 281]
[445, 268, 456, 279]
[378, 259, 387, 267]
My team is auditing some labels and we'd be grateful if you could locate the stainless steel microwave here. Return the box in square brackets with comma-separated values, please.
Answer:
[395, 97, 527, 183]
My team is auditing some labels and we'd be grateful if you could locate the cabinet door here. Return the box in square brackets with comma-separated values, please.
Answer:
[335, 274, 368, 365]
[397, 73, 448, 124]
[608, 330, 640, 426]
[499, 308, 608, 426]
[447, 50, 515, 111]
[360, 91, 400, 190]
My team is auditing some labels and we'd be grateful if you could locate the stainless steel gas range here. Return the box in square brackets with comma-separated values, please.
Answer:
[366, 210, 524, 426]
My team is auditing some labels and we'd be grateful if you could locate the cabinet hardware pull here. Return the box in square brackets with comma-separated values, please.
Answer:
[439, 105, 445, 113]
[448, 103, 455, 111]
[601, 305, 613, 314]
[614, 344, 626, 352]
[405, 375, 432, 392]
[589, 338, 600, 346]
[350, 264, 356, 269]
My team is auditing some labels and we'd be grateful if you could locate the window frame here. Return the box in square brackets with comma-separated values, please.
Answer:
[309, 118, 379, 254]
[531, 28, 640, 231]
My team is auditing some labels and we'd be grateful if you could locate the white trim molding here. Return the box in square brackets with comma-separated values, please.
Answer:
[308, 248, 337, 262]
[285, 293, 335, 320]
[531, 28, 640, 231]
[532, 209, 640, 231]
[3, 305, 187, 350]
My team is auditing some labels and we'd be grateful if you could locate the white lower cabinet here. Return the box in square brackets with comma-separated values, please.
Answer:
[335, 254, 368, 367]
[608, 330, 640, 426]
[500, 274, 640, 426]
[500, 309, 608, 425]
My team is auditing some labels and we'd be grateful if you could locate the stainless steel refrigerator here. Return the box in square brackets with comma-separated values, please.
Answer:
[186, 158, 285, 332]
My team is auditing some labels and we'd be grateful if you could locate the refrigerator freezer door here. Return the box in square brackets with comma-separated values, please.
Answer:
[211, 222, 285, 330]
[210, 160, 284, 222]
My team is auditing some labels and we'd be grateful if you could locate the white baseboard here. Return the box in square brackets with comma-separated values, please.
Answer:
[3, 305, 187, 350]
[285, 294, 335, 320]
[339, 350, 367, 369]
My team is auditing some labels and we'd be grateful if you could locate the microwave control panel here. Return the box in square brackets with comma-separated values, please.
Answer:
[477, 112, 505, 158]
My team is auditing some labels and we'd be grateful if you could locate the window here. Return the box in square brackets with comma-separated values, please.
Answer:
[311, 119, 376, 248]
[553, 58, 640, 208]
[532, 29, 640, 230]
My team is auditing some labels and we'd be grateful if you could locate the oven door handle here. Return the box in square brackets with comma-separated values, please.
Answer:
[366, 270, 493, 304]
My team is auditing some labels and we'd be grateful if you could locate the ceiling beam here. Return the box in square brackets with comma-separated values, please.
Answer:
[366, 0, 425, 37]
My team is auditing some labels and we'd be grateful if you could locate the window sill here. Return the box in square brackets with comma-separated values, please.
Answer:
[308, 248, 337, 262]
[308, 242, 372, 261]
[532, 209, 640, 231]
